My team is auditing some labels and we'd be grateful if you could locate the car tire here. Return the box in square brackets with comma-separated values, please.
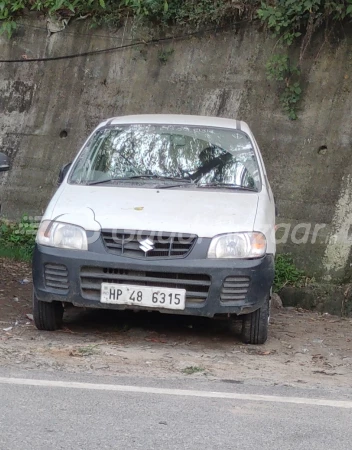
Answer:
[241, 294, 270, 345]
[33, 291, 64, 331]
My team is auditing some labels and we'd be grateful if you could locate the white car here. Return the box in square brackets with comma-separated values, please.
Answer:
[33, 115, 276, 344]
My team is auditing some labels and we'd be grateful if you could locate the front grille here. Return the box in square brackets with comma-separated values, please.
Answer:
[80, 267, 211, 304]
[220, 276, 250, 302]
[102, 230, 197, 260]
[44, 263, 69, 291]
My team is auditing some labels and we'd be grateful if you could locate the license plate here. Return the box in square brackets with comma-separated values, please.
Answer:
[100, 283, 186, 310]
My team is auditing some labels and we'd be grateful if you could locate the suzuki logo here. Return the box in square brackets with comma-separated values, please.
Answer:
[139, 238, 154, 253]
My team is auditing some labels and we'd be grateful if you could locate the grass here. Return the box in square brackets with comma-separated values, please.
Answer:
[77, 345, 100, 356]
[0, 217, 37, 262]
[274, 254, 305, 292]
[158, 48, 174, 64]
[182, 366, 205, 375]
[0, 245, 33, 261]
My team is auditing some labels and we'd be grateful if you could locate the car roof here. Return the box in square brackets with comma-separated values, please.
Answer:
[99, 114, 251, 134]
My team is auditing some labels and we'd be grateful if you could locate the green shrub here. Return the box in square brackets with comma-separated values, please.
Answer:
[157, 47, 174, 63]
[0, 216, 37, 261]
[2, 1, 351, 37]
[274, 254, 305, 292]
[0, 0, 253, 37]
[257, 0, 352, 119]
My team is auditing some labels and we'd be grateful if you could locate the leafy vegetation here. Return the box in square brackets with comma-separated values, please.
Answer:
[258, 0, 352, 119]
[157, 47, 174, 64]
[0, 216, 37, 261]
[1, 1, 352, 117]
[274, 254, 305, 292]
[265, 54, 301, 120]
[76, 345, 100, 356]
[0, 0, 253, 38]
[181, 366, 205, 375]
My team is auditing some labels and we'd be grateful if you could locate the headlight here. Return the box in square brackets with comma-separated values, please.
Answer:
[37, 220, 88, 251]
[207, 232, 266, 259]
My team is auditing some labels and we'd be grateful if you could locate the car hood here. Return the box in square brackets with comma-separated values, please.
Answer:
[46, 185, 259, 238]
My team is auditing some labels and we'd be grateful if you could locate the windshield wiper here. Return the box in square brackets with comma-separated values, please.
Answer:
[197, 183, 258, 191]
[129, 175, 193, 183]
[155, 183, 193, 189]
[88, 175, 193, 186]
[88, 178, 128, 186]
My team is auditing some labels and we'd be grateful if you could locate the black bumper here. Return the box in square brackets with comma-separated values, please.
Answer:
[33, 244, 274, 318]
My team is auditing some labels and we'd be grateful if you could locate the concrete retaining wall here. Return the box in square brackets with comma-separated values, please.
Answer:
[1, 19, 352, 281]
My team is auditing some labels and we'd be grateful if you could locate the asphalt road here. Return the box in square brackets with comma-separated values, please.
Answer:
[1, 370, 352, 450]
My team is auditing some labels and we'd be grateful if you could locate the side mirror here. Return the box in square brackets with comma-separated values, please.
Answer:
[0, 152, 10, 172]
[58, 162, 72, 185]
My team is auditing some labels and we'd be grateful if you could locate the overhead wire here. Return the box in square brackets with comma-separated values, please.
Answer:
[0, 23, 241, 63]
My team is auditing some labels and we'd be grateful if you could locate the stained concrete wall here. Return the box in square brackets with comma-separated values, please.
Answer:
[0, 19, 352, 281]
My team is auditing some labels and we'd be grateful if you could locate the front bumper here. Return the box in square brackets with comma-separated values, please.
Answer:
[33, 243, 274, 318]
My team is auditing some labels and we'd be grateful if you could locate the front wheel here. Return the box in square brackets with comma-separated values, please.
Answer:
[241, 294, 270, 345]
[33, 291, 64, 331]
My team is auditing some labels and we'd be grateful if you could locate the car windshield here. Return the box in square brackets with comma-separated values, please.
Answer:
[69, 124, 261, 190]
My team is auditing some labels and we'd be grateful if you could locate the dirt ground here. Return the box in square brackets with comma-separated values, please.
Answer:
[1, 258, 351, 389]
